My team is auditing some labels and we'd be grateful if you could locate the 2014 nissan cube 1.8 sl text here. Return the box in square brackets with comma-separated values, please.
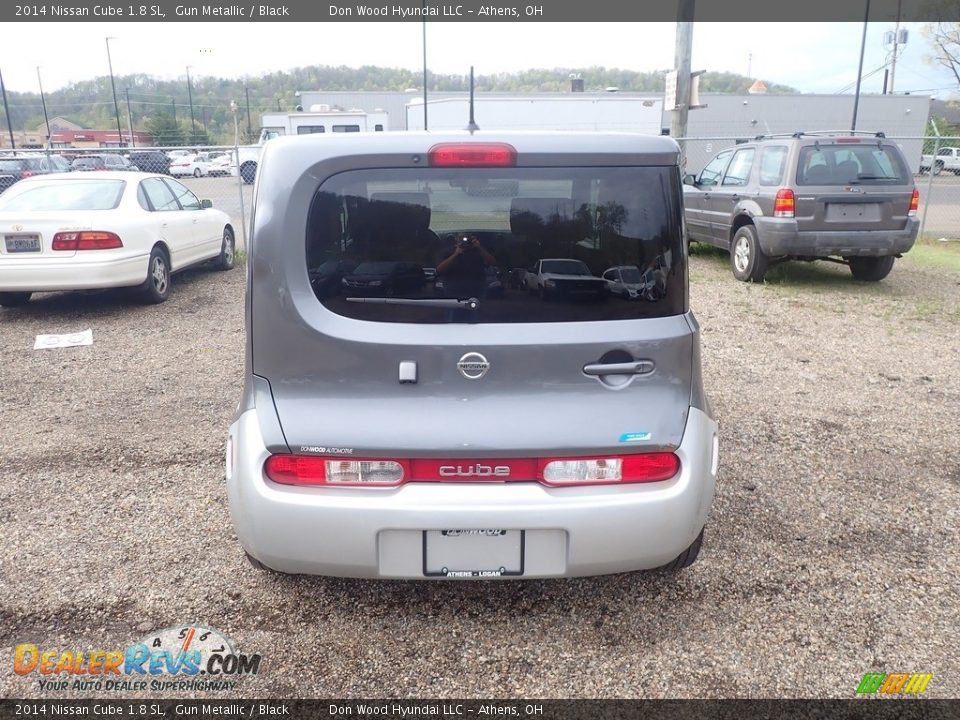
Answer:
[226, 132, 719, 579]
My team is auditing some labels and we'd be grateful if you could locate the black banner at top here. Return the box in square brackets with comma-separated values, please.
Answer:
[3, 0, 960, 23]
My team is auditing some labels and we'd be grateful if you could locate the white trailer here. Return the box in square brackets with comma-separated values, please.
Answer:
[232, 107, 390, 184]
[405, 96, 664, 134]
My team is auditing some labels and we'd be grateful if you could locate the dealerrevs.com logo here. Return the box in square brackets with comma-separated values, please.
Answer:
[14, 625, 261, 692]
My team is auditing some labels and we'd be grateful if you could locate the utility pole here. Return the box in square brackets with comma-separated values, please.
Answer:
[244, 86, 252, 136]
[125, 88, 135, 148]
[852, 0, 870, 132]
[422, 8, 428, 130]
[889, 0, 903, 93]
[186, 66, 197, 144]
[106, 37, 124, 146]
[669, 0, 695, 162]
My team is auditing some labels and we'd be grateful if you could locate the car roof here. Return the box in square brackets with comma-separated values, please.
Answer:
[19, 170, 162, 182]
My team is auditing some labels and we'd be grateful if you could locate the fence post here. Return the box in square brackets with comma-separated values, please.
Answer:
[231, 101, 248, 250]
[920, 120, 939, 239]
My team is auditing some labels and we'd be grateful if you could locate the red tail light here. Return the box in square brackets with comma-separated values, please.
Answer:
[908, 188, 919, 217]
[52, 231, 123, 250]
[773, 188, 795, 218]
[428, 143, 517, 167]
[21, 170, 34, 178]
[264, 452, 680, 488]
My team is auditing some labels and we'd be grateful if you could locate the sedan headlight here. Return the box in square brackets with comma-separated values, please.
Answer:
[543, 280, 556, 288]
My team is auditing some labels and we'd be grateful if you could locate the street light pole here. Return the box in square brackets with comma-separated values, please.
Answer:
[37, 66, 51, 149]
[105, 37, 124, 147]
[186, 65, 197, 144]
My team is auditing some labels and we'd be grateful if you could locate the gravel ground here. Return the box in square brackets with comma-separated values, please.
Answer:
[0, 249, 958, 700]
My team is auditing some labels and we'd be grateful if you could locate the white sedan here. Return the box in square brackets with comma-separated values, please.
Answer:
[0, 172, 235, 307]
[169, 153, 212, 178]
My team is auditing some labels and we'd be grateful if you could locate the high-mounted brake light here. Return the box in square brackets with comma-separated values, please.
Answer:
[52, 231, 123, 250]
[264, 452, 679, 488]
[908, 188, 919, 217]
[428, 143, 517, 167]
[835, 138, 862, 144]
[774, 188, 795, 218]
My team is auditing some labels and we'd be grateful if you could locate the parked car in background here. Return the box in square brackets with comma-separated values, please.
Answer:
[128, 151, 171, 175]
[0, 154, 70, 193]
[683, 132, 919, 282]
[602, 265, 646, 299]
[340, 261, 425, 296]
[227, 131, 718, 579]
[70, 154, 136, 172]
[169, 153, 212, 178]
[919, 146, 960, 175]
[0, 172, 235, 307]
[208, 153, 232, 177]
[308, 259, 357, 299]
[524, 258, 606, 300]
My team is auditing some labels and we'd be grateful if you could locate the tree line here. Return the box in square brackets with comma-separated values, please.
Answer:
[4, 65, 800, 146]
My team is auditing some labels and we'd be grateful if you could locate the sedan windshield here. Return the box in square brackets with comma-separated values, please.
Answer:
[0, 180, 125, 211]
[619, 267, 642, 283]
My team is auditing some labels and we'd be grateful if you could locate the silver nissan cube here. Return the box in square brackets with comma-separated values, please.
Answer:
[226, 132, 719, 579]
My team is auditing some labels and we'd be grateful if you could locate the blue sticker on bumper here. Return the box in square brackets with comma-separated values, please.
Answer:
[619, 432, 651, 443]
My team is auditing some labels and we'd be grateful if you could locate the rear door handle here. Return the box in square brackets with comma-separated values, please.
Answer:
[582, 360, 655, 376]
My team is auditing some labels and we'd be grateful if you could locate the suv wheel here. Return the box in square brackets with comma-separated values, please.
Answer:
[730, 225, 768, 283]
[933, 161, 943, 176]
[0, 291, 32, 307]
[848, 255, 895, 282]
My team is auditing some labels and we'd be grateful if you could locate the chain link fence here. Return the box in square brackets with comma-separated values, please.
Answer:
[4, 135, 960, 242]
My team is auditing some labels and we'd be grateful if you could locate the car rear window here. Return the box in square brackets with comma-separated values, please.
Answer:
[796, 144, 909, 185]
[0, 180, 125, 211]
[305, 166, 686, 323]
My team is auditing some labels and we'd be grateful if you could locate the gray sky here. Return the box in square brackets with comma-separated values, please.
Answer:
[3, 21, 955, 98]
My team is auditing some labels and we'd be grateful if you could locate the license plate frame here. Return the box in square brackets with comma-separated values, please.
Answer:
[422, 529, 525, 578]
[4, 234, 41, 253]
[825, 203, 881, 221]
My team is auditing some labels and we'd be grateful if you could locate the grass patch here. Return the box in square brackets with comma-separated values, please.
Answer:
[901, 238, 960, 273]
[234, 249, 248, 265]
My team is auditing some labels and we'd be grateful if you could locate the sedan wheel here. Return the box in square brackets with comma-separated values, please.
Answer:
[215, 227, 236, 271]
[193, 168, 202, 178]
[140, 247, 171, 304]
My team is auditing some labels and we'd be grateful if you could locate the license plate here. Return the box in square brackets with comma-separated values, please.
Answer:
[423, 529, 524, 577]
[826, 203, 881, 221]
[4, 234, 41, 253]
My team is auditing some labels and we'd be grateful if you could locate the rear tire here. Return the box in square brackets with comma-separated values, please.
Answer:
[933, 161, 943, 176]
[848, 255, 895, 281]
[139, 247, 171, 304]
[193, 167, 202, 178]
[245, 551, 281, 574]
[215, 227, 235, 271]
[0, 291, 32, 307]
[658, 528, 704, 571]
[730, 225, 768, 282]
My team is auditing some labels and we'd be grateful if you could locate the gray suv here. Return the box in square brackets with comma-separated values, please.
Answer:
[683, 132, 919, 282]
[226, 132, 718, 579]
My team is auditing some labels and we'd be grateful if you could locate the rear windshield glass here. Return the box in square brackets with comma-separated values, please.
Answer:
[796, 144, 909, 185]
[71, 157, 103, 168]
[306, 166, 686, 323]
[0, 180, 125, 211]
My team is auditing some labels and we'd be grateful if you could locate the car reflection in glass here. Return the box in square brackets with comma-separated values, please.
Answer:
[309, 260, 358, 299]
[525, 259, 607, 301]
[341, 261, 425, 297]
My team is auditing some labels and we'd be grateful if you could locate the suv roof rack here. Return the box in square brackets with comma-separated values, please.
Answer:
[753, 130, 887, 141]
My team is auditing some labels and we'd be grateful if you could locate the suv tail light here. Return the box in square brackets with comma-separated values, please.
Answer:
[52, 231, 123, 250]
[908, 188, 919, 217]
[264, 452, 680, 488]
[773, 188, 795, 218]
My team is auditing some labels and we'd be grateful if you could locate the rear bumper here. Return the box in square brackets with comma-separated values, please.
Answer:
[226, 407, 719, 579]
[754, 216, 919, 257]
[0, 253, 148, 292]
